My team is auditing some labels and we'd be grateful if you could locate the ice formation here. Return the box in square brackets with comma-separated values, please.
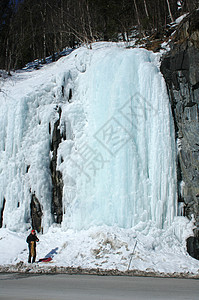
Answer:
[0, 43, 177, 232]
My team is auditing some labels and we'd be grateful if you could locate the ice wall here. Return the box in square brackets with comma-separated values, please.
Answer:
[59, 46, 177, 230]
[0, 43, 177, 232]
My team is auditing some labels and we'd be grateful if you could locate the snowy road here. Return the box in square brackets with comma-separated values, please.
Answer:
[0, 273, 199, 300]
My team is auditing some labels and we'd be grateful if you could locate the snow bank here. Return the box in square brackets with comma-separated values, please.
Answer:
[0, 216, 198, 275]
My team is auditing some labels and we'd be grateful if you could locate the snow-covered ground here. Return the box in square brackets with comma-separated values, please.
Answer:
[0, 217, 198, 275]
[0, 42, 198, 276]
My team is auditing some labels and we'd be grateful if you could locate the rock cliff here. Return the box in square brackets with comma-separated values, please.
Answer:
[161, 10, 199, 234]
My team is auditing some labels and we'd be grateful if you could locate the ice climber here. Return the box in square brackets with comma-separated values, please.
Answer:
[26, 229, 39, 263]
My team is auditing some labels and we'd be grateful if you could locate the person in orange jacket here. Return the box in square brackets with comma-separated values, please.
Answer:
[26, 229, 39, 263]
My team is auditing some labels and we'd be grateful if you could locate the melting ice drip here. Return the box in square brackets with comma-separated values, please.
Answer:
[0, 45, 177, 232]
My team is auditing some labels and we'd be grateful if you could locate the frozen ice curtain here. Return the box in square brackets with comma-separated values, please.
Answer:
[0, 44, 177, 232]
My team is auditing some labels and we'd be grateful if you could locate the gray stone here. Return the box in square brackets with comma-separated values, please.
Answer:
[186, 236, 199, 260]
[30, 193, 43, 233]
[0, 198, 6, 228]
[50, 106, 64, 224]
[161, 9, 199, 235]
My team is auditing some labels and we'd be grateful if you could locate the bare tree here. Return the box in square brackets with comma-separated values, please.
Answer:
[143, 0, 149, 19]
[133, 0, 142, 33]
[0, 0, 197, 70]
[166, 0, 174, 22]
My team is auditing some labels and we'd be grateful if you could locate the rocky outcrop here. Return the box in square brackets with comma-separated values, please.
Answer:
[187, 236, 199, 260]
[30, 192, 43, 233]
[50, 106, 64, 224]
[0, 198, 6, 228]
[161, 10, 199, 234]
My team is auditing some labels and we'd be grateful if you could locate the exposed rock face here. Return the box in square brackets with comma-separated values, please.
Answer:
[161, 10, 199, 234]
[187, 236, 199, 260]
[50, 107, 64, 224]
[0, 198, 6, 228]
[30, 192, 43, 233]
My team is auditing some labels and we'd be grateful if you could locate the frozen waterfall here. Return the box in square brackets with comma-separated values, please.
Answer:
[0, 43, 177, 232]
